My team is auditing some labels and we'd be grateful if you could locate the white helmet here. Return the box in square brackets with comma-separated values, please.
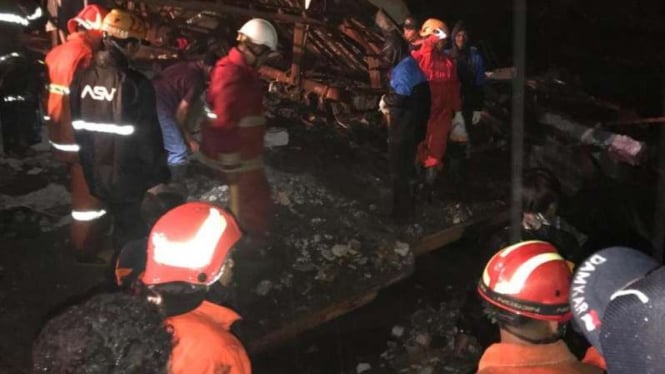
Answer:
[237, 18, 278, 51]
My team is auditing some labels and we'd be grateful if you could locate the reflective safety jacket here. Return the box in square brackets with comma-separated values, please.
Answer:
[168, 301, 251, 374]
[477, 340, 604, 374]
[70, 49, 169, 204]
[411, 35, 461, 114]
[45, 32, 97, 161]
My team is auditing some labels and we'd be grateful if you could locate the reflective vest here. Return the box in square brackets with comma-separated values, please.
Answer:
[45, 32, 96, 161]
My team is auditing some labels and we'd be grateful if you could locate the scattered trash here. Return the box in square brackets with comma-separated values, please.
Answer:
[394, 241, 410, 257]
[391, 325, 405, 338]
[256, 280, 273, 296]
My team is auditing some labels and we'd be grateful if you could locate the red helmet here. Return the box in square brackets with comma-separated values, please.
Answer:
[477, 241, 573, 322]
[142, 202, 242, 286]
[67, 4, 107, 34]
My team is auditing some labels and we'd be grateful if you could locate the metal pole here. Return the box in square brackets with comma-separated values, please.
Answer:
[652, 76, 665, 262]
[510, 0, 526, 242]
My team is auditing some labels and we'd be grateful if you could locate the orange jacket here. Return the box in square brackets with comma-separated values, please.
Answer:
[410, 34, 461, 113]
[45, 32, 97, 162]
[582, 347, 607, 371]
[477, 340, 604, 374]
[167, 301, 251, 374]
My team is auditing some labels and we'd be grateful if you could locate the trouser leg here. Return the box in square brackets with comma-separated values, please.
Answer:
[70, 162, 108, 256]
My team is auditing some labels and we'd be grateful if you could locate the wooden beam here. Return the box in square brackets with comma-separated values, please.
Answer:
[135, 0, 325, 25]
[290, 23, 306, 86]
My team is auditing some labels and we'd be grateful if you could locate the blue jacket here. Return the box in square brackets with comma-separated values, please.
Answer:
[389, 56, 428, 96]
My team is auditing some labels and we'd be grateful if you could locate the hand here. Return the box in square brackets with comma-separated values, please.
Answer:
[187, 139, 200, 153]
[378, 95, 389, 115]
[433, 28, 447, 40]
[472, 111, 482, 125]
[450, 112, 469, 143]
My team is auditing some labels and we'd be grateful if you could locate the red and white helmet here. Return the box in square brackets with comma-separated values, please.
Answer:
[67, 4, 107, 34]
[142, 202, 242, 286]
[477, 240, 573, 322]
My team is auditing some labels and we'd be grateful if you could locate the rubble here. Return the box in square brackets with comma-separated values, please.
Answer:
[356, 363, 372, 373]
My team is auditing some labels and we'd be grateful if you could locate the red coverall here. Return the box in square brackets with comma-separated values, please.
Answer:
[168, 301, 251, 374]
[45, 32, 105, 255]
[202, 47, 273, 239]
[411, 35, 461, 169]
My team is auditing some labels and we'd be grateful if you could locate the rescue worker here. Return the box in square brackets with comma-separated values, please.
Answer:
[44, 4, 108, 263]
[69, 9, 169, 261]
[445, 21, 486, 183]
[139, 202, 251, 373]
[0, 0, 46, 155]
[401, 16, 421, 49]
[201, 18, 278, 249]
[379, 30, 430, 223]
[410, 18, 465, 200]
[33, 292, 172, 373]
[476, 241, 603, 373]
[152, 54, 217, 181]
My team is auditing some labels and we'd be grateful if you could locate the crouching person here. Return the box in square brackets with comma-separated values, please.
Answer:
[476, 241, 603, 374]
[121, 202, 251, 374]
[32, 292, 172, 373]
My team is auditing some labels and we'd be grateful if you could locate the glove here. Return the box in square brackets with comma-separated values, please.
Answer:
[378, 95, 389, 115]
[433, 28, 448, 40]
[450, 112, 469, 143]
[608, 134, 644, 165]
[472, 111, 482, 125]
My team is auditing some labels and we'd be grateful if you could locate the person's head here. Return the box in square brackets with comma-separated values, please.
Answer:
[101, 9, 148, 59]
[236, 18, 279, 68]
[32, 292, 172, 374]
[402, 16, 419, 43]
[570, 247, 665, 373]
[451, 21, 468, 50]
[522, 168, 561, 217]
[381, 30, 409, 69]
[67, 5, 108, 45]
[141, 202, 242, 311]
[420, 18, 448, 51]
[478, 241, 573, 344]
[201, 51, 220, 77]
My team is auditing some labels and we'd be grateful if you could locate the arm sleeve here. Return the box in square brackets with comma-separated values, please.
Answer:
[410, 35, 439, 72]
[208, 65, 242, 129]
[183, 72, 205, 105]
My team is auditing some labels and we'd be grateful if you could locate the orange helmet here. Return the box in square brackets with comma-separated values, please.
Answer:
[67, 4, 107, 34]
[478, 241, 573, 322]
[101, 9, 147, 40]
[142, 202, 242, 286]
[420, 18, 448, 38]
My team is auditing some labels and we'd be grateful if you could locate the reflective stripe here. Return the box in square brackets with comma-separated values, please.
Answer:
[0, 52, 21, 63]
[71, 209, 107, 221]
[72, 120, 135, 136]
[43, 115, 51, 121]
[494, 253, 564, 295]
[49, 141, 80, 152]
[48, 84, 70, 96]
[237, 116, 266, 128]
[204, 104, 217, 119]
[2, 95, 26, 102]
[26, 7, 42, 21]
[0, 13, 29, 26]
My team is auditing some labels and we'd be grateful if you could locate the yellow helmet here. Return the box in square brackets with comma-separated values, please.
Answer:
[420, 18, 448, 38]
[101, 9, 147, 40]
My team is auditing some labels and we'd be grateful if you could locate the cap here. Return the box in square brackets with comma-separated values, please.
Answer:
[569, 247, 659, 353]
[402, 16, 418, 30]
[600, 266, 665, 373]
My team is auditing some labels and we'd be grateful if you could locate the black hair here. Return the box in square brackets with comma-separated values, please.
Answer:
[142, 282, 208, 317]
[203, 51, 220, 67]
[522, 168, 562, 214]
[33, 292, 172, 374]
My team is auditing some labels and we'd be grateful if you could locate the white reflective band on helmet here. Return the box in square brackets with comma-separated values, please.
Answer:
[152, 207, 227, 269]
[49, 141, 80, 152]
[72, 120, 135, 136]
[71, 209, 107, 221]
[493, 252, 564, 295]
[48, 84, 70, 96]
[3, 95, 26, 102]
[0, 52, 21, 63]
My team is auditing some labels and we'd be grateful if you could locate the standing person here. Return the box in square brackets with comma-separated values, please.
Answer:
[138, 202, 251, 374]
[410, 18, 465, 200]
[475, 241, 603, 374]
[201, 18, 277, 250]
[379, 30, 430, 223]
[33, 292, 172, 374]
[45, 4, 109, 263]
[69, 9, 169, 262]
[152, 54, 217, 181]
[401, 16, 421, 49]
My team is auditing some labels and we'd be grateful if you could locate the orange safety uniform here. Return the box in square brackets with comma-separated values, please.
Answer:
[45, 31, 105, 254]
[201, 47, 273, 239]
[477, 341, 604, 374]
[168, 301, 251, 374]
[411, 35, 461, 169]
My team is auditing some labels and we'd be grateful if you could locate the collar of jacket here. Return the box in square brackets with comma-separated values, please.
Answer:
[226, 47, 254, 72]
[187, 301, 241, 331]
[95, 47, 129, 69]
[478, 340, 580, 370]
